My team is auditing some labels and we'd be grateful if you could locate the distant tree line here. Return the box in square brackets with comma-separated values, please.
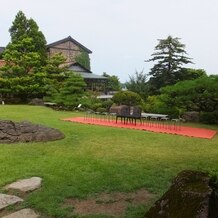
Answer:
[124, 36, 218, 124]
[1, 11, 217, 123]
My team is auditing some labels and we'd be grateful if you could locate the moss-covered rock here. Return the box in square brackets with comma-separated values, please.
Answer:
[0, 120, 64, 143]
[145, 170, 218, 218]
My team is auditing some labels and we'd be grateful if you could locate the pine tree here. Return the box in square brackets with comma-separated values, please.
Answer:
[146, 36, 193, 95]
[0, 11, 48, 102]
[52, 73, 86, 108]
[9, 11, 28, 42]
[27, 18, 47, 64]
[2, 10, 47, 77]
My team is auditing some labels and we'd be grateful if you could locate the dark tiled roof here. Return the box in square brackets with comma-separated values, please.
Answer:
[68, 63, 92, 73]
[47, 36, 92, 54]
[79, 72, 107, 80]
[0, 47, 5, 54]
[68, 63, 107, 80]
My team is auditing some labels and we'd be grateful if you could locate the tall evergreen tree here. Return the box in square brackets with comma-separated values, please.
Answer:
[146, 36, 193, 95]
[27, 18, 47, 63]
[3, 10, 47, 76]
[0, 11, 48, 102]
[9, 11, 28, 42]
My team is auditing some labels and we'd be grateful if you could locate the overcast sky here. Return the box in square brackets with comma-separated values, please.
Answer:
[1, 0, 218, 82]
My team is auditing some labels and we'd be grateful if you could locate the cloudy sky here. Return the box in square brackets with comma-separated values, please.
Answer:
[1, 0, 218, 82]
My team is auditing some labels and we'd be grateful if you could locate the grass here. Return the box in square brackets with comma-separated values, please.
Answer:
[0, 105, 218, 217]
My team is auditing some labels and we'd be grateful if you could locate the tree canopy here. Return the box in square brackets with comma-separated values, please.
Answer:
[160, 75, 218, 113]
[0, 11, 67, 103]
[47, 72, 86, 109]
[75, 52, 91, 70]
[112, 90, 142, 106]
[146, 36, 193, 95]
[102, 72, 121, 92]
[2, 11, 47, 78]
[8, 11, 47, 65]
[125, 70, 148, 100]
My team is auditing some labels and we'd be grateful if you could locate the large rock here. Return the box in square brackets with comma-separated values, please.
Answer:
[28, 98, 44, 106]
[0, 194, 23, 210]
[145, 170, 218, 218]
[181, 111, 200, 122]
[5, 177, 42, 192]
[2, 208, 39, 218]
[0, 120, 64, 143]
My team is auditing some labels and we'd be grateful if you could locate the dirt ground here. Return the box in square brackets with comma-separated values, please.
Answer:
[64, 188, 153, 217]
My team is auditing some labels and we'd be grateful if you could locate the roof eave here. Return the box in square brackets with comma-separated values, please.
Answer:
[47, 36, 92, 54]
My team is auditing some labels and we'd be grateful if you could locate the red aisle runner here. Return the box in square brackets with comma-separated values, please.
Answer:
[63, 117, 217, 139]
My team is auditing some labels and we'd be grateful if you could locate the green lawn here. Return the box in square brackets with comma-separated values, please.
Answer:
[0, 105, 218, 217]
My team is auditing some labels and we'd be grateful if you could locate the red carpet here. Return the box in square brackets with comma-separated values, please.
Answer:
[63, 117, 217, 139]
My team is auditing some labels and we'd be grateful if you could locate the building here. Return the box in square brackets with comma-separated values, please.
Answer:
[1, 36, 107, 92]
[68, 63, 107, 91]
[0, 47, 5, 54]
[47, 36, 107, 91]
[47, 36, 92, 66]
[0, 47, 5, 67]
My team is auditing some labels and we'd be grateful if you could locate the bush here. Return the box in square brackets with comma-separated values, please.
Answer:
[96, 107, 107, 113]
[143, 95, 179, 118]
[112, 90, 142, 106]
[200, 111, 218, 124]
[102, 99, 113, 111]
[91, 103, 103, 111]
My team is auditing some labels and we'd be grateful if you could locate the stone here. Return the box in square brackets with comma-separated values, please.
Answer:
[2, 208, 39, 218]
[0, 120, 65, 143]
[145, 170, 218, 218]
[29, 98, 44, 106]
[0, 194, 23, 210]
[181, 111, 200, 122]
[5, 177, 42, 192]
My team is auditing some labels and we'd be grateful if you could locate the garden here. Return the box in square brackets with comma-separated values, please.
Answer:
[0, 105, 217, 217]
[1, 11, 218, 217]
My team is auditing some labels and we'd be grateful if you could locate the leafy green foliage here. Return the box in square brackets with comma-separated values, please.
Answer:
[177, 68, 206, 81]
[44, 53, 67, 75]
[200, 111, 218, 124]
[1, 11, 47, 81]
[158, 75, 218, 122]
[9, 11, 28, 42]
[146, 36, 193, 95]
[47, 73, 87, 109]
[2, 37, 42, 77]
[0, 11, 71, 103]
[9, 11, 47, 65]
[75, 51, 91, 70]
[102, 72, 121, 92]
[143, 95, 179, 118]
[0, 73, 49, 102]
[126, 70, 148, 100]
[112, 90, 142, 106]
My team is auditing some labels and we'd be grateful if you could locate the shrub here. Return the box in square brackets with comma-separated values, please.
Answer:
[200, 111, 218, 124]
[96, 107, 107, 113]
[112, 90, 142, 106]
[91, 103, 103, 111]
[143, 95, 179, 118]
[102, 99, 113, 111]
